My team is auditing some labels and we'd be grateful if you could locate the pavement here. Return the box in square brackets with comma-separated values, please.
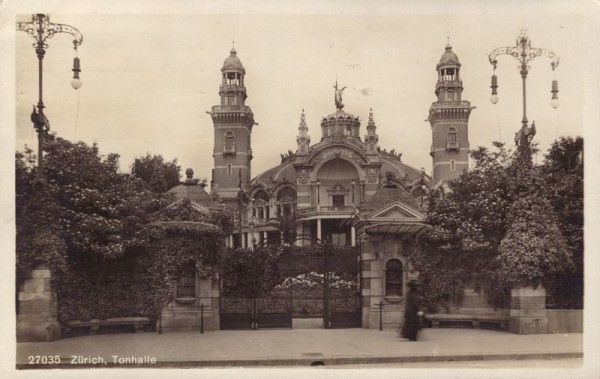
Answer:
[16, 328, 583, 369]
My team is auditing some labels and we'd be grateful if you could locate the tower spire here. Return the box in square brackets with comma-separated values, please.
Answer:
[365, 107, 379, 155]
[297, 109, 310, 155]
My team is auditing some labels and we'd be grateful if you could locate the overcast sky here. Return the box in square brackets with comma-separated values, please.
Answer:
[9, 3, 588, 183]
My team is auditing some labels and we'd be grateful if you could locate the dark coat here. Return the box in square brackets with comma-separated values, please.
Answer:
[401, 285, 420, 341]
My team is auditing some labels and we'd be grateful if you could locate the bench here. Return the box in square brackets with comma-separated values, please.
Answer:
[64, 317, 153, 335]
[425, 313, 509, 330]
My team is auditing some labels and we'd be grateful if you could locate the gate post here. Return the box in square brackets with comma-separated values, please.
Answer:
[17, 265, 61, 342]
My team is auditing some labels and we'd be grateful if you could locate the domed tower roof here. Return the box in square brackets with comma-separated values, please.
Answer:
[166, 168, 214, 208]
[437, 43, 461, 68]
[221, 47, 246, 74]
[320, 109, 361, 141]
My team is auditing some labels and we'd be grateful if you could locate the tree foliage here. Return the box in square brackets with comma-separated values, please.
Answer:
[16, 136, 227, 322]
[412, 136, 580, 310]
[539, 137, 584, 307]
[131, 153, 181, 193]
[16, 136, 154, 282]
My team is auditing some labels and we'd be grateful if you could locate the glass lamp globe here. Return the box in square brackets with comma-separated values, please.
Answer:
[71, 78, 82, 90]
[490, 94, 498, 104]
[551, 98, 559, 109]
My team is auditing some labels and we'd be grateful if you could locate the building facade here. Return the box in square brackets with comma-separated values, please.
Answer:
[202, 44, 477, 329]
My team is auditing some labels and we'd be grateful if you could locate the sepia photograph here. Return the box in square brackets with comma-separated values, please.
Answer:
[3, 0, 599, 377]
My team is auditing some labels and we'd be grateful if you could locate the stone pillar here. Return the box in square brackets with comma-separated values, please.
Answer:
[317, 219, 322, 241]
[17, 265, 61, 342]
[509, 286, 548, 334]
[295, 222, 303, 246]
[351, 227, 356, 247]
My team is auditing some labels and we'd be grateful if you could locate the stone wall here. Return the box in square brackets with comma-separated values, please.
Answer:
[360, 235, 418, 330]
[16, 265, 61, 342]
[509, 286, 548, 334]
[160, 275, 220, 333]
[547, 309, 583, 333]
[444, 288, 509, 317]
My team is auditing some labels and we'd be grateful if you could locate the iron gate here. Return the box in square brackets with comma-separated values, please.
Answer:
[219, 240, 361, 330]
[220, 296, 292, 330]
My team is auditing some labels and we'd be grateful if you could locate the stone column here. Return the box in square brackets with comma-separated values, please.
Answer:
[295, 222, 303, 246]
[317, 219, 322, 241]
[509, 286, 548, 334]
[17, 265, 61, 342]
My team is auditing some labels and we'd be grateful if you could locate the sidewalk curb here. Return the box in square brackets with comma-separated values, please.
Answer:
[16, 351, 583, 369]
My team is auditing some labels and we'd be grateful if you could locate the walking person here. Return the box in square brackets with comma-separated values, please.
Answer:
[401, 280, 421, 341]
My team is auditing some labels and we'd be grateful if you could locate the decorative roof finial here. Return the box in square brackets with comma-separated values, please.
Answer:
[369, 107, 374, 121]
[301, 108, 305, 122]
[185, 168, 195, 184]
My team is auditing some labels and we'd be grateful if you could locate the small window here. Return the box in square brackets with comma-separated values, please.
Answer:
[385, 259, 403, 296]
[450, 160, 456, 171]
[225, 131, 234, 149]
[448, 127, 457, 143]
[332, 195, 345, 207]
[177, 265, 196, 298]
[227, 164, 232, 175]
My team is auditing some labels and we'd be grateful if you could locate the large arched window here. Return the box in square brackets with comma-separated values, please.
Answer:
[385, 259, 403, 296]
[177, 263, 196, 298]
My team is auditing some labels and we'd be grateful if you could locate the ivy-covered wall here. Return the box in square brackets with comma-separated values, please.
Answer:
[56, 221, 224, 322]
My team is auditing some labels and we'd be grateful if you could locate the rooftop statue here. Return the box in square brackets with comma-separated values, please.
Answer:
[333, 80, 346, 110]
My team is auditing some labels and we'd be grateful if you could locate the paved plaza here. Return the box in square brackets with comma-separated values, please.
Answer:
[17, 328, 582, 368]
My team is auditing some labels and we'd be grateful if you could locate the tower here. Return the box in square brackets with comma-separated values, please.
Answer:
[209, 47, 255, 202]
[427, 42, 473, 183]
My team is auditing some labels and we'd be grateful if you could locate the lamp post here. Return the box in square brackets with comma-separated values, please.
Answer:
[17, 14, 83, 179]
[488, 29, 559, 141]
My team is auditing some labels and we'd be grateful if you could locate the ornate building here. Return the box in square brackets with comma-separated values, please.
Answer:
[206, 44, 475, 329]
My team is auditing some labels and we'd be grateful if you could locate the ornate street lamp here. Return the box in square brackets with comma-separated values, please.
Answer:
[488, 29, 560, 140]
[17, 14, 83, 179]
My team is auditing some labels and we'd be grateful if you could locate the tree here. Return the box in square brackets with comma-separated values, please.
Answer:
[412, 134, 577, 310]
[497, 132, 571, 289]
[16, 135, 228, 321]
[16, 136, 156, 280]
[131, 153, 181, 193]
[16, 147, 66, 283]
[538, 137, 583, 307]
[411, 142, 514, 308]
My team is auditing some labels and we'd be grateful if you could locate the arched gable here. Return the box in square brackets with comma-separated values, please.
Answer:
[308, 145, 368, 182]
